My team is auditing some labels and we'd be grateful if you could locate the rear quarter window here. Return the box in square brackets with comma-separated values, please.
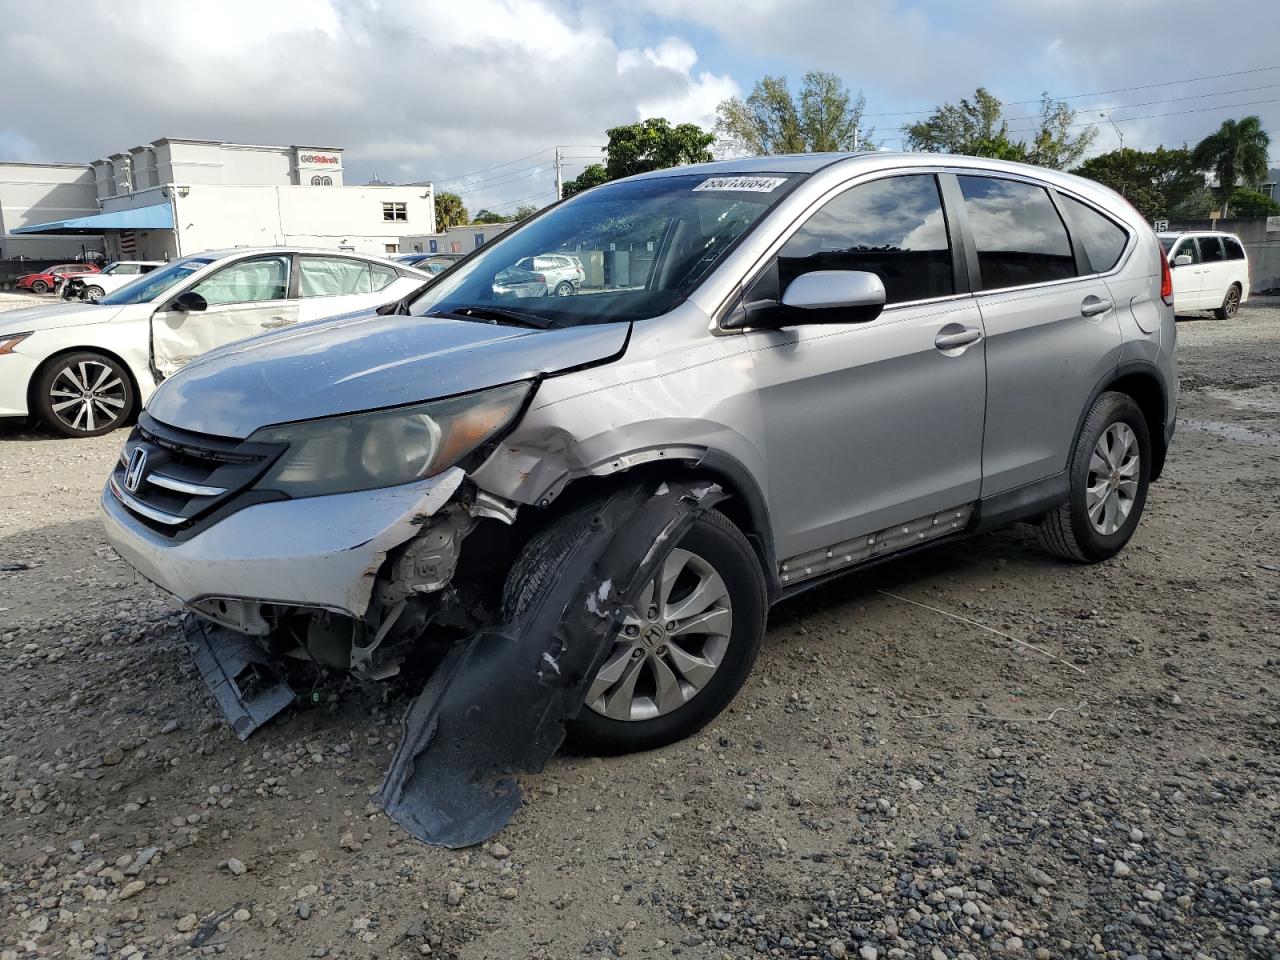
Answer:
[1059, 195, 1129, 273]
[1223, 236, 1246, 260]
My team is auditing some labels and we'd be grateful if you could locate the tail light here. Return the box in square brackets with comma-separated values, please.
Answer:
[534, 273, 546, 283]
[1159, 246, 1173, 307]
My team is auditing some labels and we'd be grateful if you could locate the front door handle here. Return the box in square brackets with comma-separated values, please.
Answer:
[1080, 296, 1114, 317]
[934, 325, 983, 351]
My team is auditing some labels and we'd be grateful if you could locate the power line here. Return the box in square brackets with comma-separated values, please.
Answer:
[997, 83, 1280, 126]
[434, 147, 555, 186]
[1002, 96, 1280, 136]
[481, 188, 558, 212]
[865, 63, 1280, 119]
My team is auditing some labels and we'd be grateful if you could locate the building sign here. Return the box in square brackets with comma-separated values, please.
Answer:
[298, 153, 340, 166]
[429, 239, 438, 253]
[1267, 216, 1280, 233]
[1153, 219, 1169, 232]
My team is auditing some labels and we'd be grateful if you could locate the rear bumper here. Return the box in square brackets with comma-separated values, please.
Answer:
[100, 467, 465, 618]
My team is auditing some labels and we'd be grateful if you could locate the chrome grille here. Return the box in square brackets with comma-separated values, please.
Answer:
[109, 412, 284, 536]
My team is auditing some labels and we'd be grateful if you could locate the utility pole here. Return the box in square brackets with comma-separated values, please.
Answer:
[554, 147, 563, 201]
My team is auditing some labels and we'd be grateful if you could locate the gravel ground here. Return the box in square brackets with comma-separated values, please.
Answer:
[1, 298, 1278, 960]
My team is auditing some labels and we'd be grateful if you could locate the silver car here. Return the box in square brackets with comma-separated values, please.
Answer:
[101, 153, 1176, 758]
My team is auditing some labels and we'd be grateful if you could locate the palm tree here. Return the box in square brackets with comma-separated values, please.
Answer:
[1191, 116, 1271, 217]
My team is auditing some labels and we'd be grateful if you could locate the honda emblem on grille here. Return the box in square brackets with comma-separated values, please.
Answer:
[124, 448, 148, 492]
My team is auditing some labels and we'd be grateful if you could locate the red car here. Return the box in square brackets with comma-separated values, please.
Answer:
[16, 262, 100, 295]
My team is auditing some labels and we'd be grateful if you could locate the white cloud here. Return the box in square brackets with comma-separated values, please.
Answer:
[0, 0, 734, 214]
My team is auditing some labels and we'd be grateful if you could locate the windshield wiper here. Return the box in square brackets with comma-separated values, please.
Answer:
[428, 305, 558, 329]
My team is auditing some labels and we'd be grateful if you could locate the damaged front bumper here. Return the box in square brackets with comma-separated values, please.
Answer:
[100, 466, 466, 621]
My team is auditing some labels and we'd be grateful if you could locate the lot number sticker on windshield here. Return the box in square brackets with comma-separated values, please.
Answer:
[692, 176, 788, 193]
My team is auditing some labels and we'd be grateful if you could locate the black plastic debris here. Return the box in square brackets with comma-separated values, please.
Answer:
[378, 481, 724, 847]
[0, 561, 30, 572]
[187, 615, 295, 741]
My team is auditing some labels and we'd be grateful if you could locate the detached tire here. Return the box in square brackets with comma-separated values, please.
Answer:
[502, 498, 767, 754]
[1038, 391, 1151, 563]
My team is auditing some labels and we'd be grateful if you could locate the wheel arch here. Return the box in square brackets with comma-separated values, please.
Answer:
[28, 345, 143, 423]
[1084, 362, 1170, 481]
[517, 448, 780, 601]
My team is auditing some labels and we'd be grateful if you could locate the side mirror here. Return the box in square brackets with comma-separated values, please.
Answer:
[1172, 254, 1192, 267]
[171, 290, 208, 313]
[730, 270, 887, 329]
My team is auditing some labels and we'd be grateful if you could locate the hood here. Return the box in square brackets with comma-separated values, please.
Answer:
[145, 310, 631, 438]
[0, 302, 122, 334]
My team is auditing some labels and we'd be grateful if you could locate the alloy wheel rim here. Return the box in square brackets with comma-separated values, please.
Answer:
[1225, 289, 1239, 316]
[586, 546, 733, 722]
[1085, 422, 1139, 535]
[50, 360, 126, 433]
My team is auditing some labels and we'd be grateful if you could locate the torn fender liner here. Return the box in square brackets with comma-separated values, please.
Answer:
[187, 615, 295, 741]
[377, 481, 725, 847]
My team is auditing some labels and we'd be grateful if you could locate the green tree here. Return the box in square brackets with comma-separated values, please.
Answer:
[434, 191, 468, 228]
[562, 163, 609, 198]
[1191, 116, 1271, 216]
[602, 117, 715, 179]
[1073, 147, 1203, 221]
[511, 204, 539, 221]
[1228, 186, 1280, 217]
[904, 87, 1095, 169]
[471, 208, 509, 224]
[562, 118, 714, 197]
[715, 71, 870, 155]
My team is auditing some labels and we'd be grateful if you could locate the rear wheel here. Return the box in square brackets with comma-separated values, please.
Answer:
[1213, 283, 1241, 320]
[33, 351, 135, 438]
[554, 281, 575, 297]
[84, 285, 105, 302]
[30, 279, 48, 294]
[503, 500, 766, 754]
[1038, 391, 1151, 563]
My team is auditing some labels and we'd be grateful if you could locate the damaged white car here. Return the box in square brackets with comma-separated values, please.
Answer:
[101, 153, 1177, 845]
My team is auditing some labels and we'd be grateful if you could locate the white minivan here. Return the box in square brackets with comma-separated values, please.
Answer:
[1158, 231, 1250, 318]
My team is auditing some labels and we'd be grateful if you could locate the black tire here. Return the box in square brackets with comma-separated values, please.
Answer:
[554, 281, 575, 297]
[84, 285, 105, 302]
[30, 279, 48, 295]
[33, 351, 136, 438]
[1038, 391, 1151, 563]
[1213, 283, 1241, 320]
[502, 498, 767, 754]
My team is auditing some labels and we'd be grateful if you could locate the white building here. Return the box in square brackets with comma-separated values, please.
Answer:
[8, 138, 434, 262]
[0, 162, 102, 259]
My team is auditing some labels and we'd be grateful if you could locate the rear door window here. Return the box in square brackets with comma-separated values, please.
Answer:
[1222, 236, 1246, 260]
[1198, 236, 1226, 263]
[957, 175, 1076, 289]
[1059, 195, 1129, 273]
[772, 173, 955, 305]
[299, 257, 374, 297]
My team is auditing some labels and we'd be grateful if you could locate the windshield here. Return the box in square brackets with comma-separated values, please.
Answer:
[101, 262, 126, 274]
[100, 258, 211, 305]
[409, 172, 803, 326]
[1159, 237, 1176, 252]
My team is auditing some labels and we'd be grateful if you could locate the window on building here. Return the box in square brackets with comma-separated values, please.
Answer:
[383, 202, 408, 222]
[474, 233, 485, 249]
[321, 176, 333, 186]
[429, 239, 439, 253]
[385, 243, 399, 254]
[1223, 236, 1246, 261]
[311, 176, 323, 186]
[193, 255, 291, 304]
[958, 176, 1076, 289]
[413, 243, 424, 253]
[298, 257, 373, 297]
[765, 174, 954, 305]
[1059, 194, 1129, 273]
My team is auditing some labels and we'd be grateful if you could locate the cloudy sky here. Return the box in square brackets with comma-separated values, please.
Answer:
[2, 0, 1277, 215]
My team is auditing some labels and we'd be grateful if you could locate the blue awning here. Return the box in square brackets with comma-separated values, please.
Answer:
[13, 202, 174, 235]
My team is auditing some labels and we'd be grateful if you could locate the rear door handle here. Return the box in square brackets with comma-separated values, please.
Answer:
[1080, 296, 1113, 317]
[934, 326, 983, 351]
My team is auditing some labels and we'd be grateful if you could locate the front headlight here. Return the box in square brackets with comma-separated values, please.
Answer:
[249, 381, 531, 497]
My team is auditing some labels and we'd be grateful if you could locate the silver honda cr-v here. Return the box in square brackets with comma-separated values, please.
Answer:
[101, 152, 1177, 755]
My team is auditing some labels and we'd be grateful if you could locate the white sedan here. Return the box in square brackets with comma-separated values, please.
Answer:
[0, 248, 428, 437]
